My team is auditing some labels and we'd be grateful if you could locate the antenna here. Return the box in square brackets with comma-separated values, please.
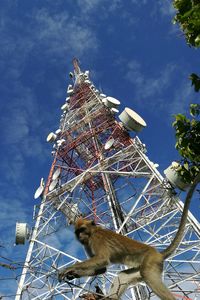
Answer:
[15, 60, 200, 300]
[15, 223, 30, 245]
[52, 168, 61, 180]
[72, 57, 81, 75]
[104, 138, 115, 150]
[34, 178, 45, 199]
[119, 107, 147, 132]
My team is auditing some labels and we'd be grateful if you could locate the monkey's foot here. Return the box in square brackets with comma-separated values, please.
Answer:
[80, 293, 106, 300]
[80, 293, 98, 300]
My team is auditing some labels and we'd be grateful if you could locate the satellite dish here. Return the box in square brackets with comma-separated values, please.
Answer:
[52, 168, 61, 180]
[85, 80, 91, 84]
[164, 162, 190, 191]
[100, 93, 106, 99]
[15, 223, 29, 245]
[49, 178, 58, 192]
[104, 138, 115, 150]
[67, 85, 73, 94]
[67, 89, 73, 94]
[66, 97, 70, 101]
[34, 185, 44, 199]
[34, 178, 45, 199]
[104, 96, 120, 109]
[47, 132, 57, 143]
[55, 129, 61, 135]
[119, 107, 147, 132]
[57, 139, 65, 147]
[110, 108, 119, 114]
[61, 103, 68, 111]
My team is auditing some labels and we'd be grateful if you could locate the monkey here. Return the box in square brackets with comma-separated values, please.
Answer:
[58, 173, 200, 300]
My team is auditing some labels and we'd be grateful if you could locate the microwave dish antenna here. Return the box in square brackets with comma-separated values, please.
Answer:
[47, 132, 57, 143]
[49, 178, 58, 192]
[15, 223, 30, 245]
[34, 178, 45, 199]
[104, 138, 115, 150]
[52, 168, 61, 180]
[119, 107, 146, 132]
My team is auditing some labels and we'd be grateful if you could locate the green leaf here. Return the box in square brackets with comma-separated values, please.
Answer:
[190, 103, 200, 116]
[189, 74, 200, 92]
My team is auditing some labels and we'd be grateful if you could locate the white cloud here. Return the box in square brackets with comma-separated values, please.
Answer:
[76, 0, 124, 14]
[156, 0, 175, 17]
[76, 0, 102, 14]
[2, 108, 29, 144]
[0, 4, 100, 193]
[0, 83, 48, 162]
[169, 79, 194, 115]
[126, 59, 176, 98]
[131, 0, 147, 4]
[125, 59, 193, 118]
[130, 0, 175, 16]
[34, 8, 98, 58]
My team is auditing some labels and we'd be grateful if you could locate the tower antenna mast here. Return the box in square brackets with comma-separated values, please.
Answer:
[14, 60, 200, 300]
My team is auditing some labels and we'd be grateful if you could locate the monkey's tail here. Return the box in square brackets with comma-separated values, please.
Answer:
[161, 172, 200, 259]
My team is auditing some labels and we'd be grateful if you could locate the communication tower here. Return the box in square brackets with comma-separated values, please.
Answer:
[15, 59, 200, 300]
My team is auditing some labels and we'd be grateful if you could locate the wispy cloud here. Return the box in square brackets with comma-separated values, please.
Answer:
[76, 0, 102, 14]
[76, 0, 124, 15]
[131, 0, 147, 4]
[126, 59, 176, 97]
[125, 59, 194, 118]
[156, 0, 175, 17]
[34, 8, 98, 58]
[0, 4, 100, 185]
[130, 0, 175, 16]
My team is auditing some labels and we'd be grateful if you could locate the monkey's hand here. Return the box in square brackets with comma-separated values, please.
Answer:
[58, 267, 80, 282]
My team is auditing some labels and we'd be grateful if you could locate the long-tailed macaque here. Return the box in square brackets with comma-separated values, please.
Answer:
[58, 173, 200, 300]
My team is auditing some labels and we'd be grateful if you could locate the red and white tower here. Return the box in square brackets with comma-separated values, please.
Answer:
[15, 59, 200, 300]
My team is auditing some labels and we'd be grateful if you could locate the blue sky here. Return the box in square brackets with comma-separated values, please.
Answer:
[0, 0, 199, 297]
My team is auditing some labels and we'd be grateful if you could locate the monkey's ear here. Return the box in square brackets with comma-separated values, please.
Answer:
[75, 217, 84, 227]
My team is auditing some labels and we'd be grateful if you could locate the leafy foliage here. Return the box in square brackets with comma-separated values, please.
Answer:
[173, 0, 200, 47]
[172, 1, 200, 184]
[190, 73, 200, 92]
[173, 104, 200, 183]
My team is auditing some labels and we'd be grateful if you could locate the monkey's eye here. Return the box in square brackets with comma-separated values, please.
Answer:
[75, 227, 86, 236]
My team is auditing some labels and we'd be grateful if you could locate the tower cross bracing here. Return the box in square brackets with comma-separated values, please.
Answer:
[15, 60, 200, 300]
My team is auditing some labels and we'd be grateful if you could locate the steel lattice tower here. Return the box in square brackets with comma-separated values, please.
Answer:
[15, 60, 200, 300]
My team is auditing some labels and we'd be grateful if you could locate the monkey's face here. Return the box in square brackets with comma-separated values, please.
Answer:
[74, 218, 95, 245]
[75, 226, 90, 244]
